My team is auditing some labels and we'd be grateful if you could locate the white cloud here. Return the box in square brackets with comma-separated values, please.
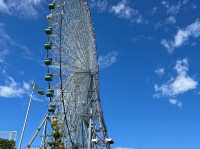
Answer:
[161, 0, 189, 15]
[0, 0, 9, 13]
[166, 16, 176, 24]
[155, 73, 197, 96]
[90, 0, 108, 12]
[158, 0, 192, 27]
[154, 58, 198, 107]
[169, 99, 183, 108]
[23, 81, 31, 90]
[98, 51, 118, 69]
[166, 3, 181, 16]
[0, 76, 30, 98]
[0, 72, 45, 101]
[161, 20, 200, 52]
[90, 0, 144, 23]
[169, 98, 178, 105]
[0, 0, 44, 17]
[0, 73, 43, 101]
[161, 1, 168, 7]
[111, 0, 133, 19]
[155, 68, 165, 76]
[111, 0, 143, 23]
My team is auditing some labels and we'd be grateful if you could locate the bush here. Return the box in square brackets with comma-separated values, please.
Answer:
[0, 138, 16, 149]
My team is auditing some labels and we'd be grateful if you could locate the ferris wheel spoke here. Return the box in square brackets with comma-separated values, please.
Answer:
[73, 26, 90, 70]
[64, 0, 92, 70]
[74, 2, 91, 64]
[63, 26, 89, 70]
[62, 34, 88, 70]
[51, 45, 87, 72]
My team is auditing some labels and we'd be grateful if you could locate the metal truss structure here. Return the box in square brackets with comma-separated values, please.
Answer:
[23, 0, 113, 149]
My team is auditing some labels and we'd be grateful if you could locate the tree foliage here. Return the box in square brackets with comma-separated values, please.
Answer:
[0, 138, 16, 149]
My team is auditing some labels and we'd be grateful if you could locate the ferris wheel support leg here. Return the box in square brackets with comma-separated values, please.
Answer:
[87, 109, 93, 149]
[26, 114, 48, 149]
[18, 82, 35, 149]
[40, 120, 48, 149]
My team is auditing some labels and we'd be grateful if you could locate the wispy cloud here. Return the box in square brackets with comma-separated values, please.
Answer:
[90, 0, 108, 12]
[0, 0, 45, 17]
[0, 0, 9, 13]
[161, 20, 200, 53]
[155, 68, 165, 76]
[0, 76, 30, 98]
[0, 22, 31, 63]
[90, 0, 144, 23]
[0, 23, 13, 63]
[155, 0, 191, 27]
[98, 51, 118, 69]
[160, 0, 180, 25]
[161, 0, 189, 17]
[110, 0, 143, 23]
[161, 0, 182, 16]
[0, 74, 44, 102]
[165, 16, 176, 24]
[154, 58, 198, 107]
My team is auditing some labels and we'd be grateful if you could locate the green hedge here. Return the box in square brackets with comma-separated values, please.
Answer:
[0, 138, 16, 149]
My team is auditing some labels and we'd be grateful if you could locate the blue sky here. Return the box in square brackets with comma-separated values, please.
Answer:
[0, 0, 200, 149]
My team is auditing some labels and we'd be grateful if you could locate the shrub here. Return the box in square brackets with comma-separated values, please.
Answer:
[0, 138, 16, 149]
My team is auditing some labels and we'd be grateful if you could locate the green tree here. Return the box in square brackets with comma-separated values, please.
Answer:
[0, 138, 16, 149]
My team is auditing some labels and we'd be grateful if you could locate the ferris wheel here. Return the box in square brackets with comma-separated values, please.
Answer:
[22, 0, 114, 149]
